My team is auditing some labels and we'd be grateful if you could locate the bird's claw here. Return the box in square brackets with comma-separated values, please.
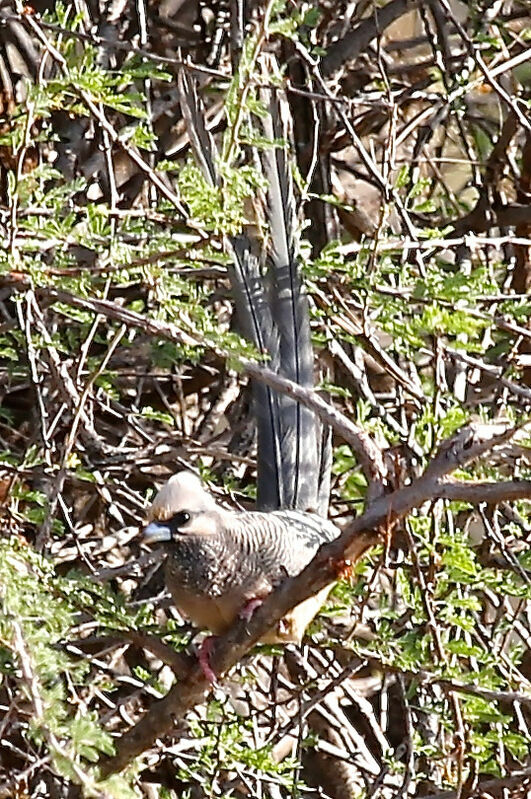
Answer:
[239, 597, 263, 623]
[198, 636, 218, 685]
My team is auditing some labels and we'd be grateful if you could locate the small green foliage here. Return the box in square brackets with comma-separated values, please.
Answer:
[0, 3, 530, 796]
[0, 537, 142, 791]
[178, 160, 263, 236]
[333, 443, 368, 504]
[181, 701, 302, 794]
[141, 405, 175, 425]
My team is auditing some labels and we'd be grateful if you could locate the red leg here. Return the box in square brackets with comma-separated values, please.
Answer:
[198, 636, 218, 684]
[239, 597, 263, 623]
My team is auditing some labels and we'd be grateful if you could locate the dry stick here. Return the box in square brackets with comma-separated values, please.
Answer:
[300, 40, 426, 271]
[21, 12, 198, 223]
[7, 8, 227, 79]
[37, 324, 127, 549]
[10, 621, 107, 795]
[100, 425, 531, 776]
[440, 345, 531, 404]
[16, 280, 531, 476]
[324, 285, 425, 402]
[338, 235, 531, 254]
[404, 513, 466, 799]
[35, 285, 383, 486]
[321, 0, 420, 77]
[7, 61, 37, 258]
[16, 294, 53, 469]
[34, 284, 531, 486]
[437, 0, 531, 136]
[28, 294, 102, 447]
[353, 652, 531, 709]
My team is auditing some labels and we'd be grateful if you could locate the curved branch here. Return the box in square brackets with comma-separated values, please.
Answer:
[29, 284, 385, 492]
[99, 424, 527, 776]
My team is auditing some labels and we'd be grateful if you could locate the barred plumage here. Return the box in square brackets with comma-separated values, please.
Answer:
[143, 471, 341, 643]
[146, 62, 335, 662]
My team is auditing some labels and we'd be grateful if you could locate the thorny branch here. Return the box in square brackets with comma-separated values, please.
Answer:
[100, 422, 530, 775]
[2, 0, 531, 795]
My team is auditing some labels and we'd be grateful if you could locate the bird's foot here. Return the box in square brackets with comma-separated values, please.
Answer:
[198, 636, 218, 684]
[239, 597, 263, 623]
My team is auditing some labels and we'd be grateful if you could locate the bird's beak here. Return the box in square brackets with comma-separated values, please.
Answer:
[143, 520, 172, 543]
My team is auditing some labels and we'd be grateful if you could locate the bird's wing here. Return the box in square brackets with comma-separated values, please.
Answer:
[270, 509, 340, 574]
[222, 509, 339, 582]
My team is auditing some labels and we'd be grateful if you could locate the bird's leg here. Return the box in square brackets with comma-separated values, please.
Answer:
[198, 636, 218, 684]
[239, 597, 264, 622]
[239, 600, 289, 636]
[199, 595, 270, 682]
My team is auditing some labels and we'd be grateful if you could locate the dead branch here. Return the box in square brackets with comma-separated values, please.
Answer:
[99, 423, 529, 776]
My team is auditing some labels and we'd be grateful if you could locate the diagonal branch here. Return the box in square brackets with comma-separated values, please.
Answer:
[99, 423, 530, 776]
[28, 283, 384, 490]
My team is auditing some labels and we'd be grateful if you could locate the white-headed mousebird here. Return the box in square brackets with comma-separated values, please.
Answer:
[152, 72, 338, 682]
[143, 471, 341, 681]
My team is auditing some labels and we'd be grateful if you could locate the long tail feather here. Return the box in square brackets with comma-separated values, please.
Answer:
[229, 238, 286, 509]
[258, 58, 321, 511]
[178, 67, 285, 508]
[177, 62, 328, 512]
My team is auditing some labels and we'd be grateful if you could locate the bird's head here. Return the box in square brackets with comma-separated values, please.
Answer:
[143, 471, 219, 543]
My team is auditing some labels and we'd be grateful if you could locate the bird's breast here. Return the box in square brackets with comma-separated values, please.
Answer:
[164, 535, 258, 634]
[165, 535, 254, 597]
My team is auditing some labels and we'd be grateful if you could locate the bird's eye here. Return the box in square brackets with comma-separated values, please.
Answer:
[172, 511, 191, 528]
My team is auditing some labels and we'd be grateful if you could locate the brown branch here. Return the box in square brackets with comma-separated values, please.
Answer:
[416, 769, 531, 799]
[122, 631, 192, 678]
[423, 424, 518, 478]
[441, 345, 531, 403]
[378, 660, 531, 710]
[321, 0, 420, 77]
[99, 423, 523, 776]
[5, 9, 226, 79]
[452, 202, 531, 237]
[437, 479, 531, 504]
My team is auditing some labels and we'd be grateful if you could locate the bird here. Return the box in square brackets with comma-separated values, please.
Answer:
[143, 470, 341, 680]
[150, 67, 335, 682]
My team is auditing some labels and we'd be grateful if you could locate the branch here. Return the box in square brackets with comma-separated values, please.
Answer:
[321, 0, 420, 77]
[99, 423, 526, 776]
[5, 8, 226, 79]
[28, 283, 383, 488]
[437, 479, 531, 504]
[452, 202, 531, 237]
[416, 769, 531, 799]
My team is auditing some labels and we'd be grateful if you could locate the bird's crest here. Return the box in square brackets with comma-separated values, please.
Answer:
[147, 471, 217, 522]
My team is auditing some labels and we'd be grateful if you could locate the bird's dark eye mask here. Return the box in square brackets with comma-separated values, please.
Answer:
[170, 511, 191, 529]
[143, 509, 218, 543]
[143, 511, 190, 543]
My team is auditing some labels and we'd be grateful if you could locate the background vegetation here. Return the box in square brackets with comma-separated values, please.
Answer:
[0, 0, 530, 797]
